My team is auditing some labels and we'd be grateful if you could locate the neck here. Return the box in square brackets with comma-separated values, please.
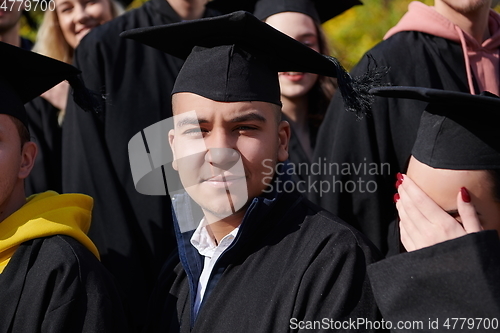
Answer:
[204, 211, 244, 244]
[0, 25, 21, 47]
[434, 0, 492, 42]
[0, 183, 26, 223]
[281, 95, 309, 128]
[167, 0, 206, 20]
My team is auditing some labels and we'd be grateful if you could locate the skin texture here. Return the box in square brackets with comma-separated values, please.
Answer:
[265, 11, 319, 160]
[170, 93, 290, 243]
[434, 0, 492, 42]
[0, 115, 37, 223]
[0, 3, 24, 46]
[167, 0, 207, 20]
[55, 0, 113, 49]
[396, 156, 500, 251]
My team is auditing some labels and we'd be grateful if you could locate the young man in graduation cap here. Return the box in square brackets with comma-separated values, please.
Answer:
[0, 42, 129, 332]
[123, 11, 381, 333]
[367, 86, 500, 328]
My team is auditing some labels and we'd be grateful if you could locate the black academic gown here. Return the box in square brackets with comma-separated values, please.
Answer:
[367, 231, 500, 332]
[310, 31, 476, 255]
[25, 97, 62, 196]
[61, 0, 220, 327]
[0, 235, 130, 333]
[143, 187, 382, 333]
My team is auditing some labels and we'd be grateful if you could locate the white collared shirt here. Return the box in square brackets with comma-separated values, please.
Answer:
[190, 219, 239, 316]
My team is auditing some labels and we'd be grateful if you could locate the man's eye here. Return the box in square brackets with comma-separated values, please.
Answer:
[236, 126, 257, 131]
[183, 128, 205, 136]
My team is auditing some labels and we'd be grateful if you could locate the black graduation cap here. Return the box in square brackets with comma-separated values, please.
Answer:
[253, 0, 362, 23]
[370, 86, 500, 170]
[120, 11, 374, 115]
[0, 41, 100, 129]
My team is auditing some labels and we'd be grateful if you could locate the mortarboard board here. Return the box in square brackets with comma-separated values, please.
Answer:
[253, 0, 362, 23]
[120, 11, 376, 116]
[0, 41, 100, 130]
[370, 86, 500, 170]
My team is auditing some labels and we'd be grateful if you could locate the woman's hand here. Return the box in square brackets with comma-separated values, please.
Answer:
[396, 174, 483, 252]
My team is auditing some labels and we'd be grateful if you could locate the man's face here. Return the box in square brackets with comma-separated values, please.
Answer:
[436, 0, 491, 14]
[169, 93, 289, 222]
[0, 115, 28, 209]
[407, 155, 500, 234]
[0, 5, 23, 34]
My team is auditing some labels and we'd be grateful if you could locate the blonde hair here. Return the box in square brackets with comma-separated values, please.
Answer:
[33, 0, 124, 64]
[33, 0, 123, 124]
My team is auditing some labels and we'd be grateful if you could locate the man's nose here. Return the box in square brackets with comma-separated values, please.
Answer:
[205, 148, 240, 171]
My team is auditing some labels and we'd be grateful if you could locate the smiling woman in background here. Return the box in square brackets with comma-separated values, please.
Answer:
[24, 0, 123, 195]
[254, 0, 360, 181]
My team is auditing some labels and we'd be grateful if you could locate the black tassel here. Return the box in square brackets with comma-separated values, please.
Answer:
[325, 54, 389, 119]
[67, 75, 102, 114]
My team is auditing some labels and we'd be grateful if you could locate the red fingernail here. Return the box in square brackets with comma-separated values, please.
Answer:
[395, 180, 402, 189]
[393, 193, 400, 203]
[461, 187, 471, 203]
[396, 172, 403, 181]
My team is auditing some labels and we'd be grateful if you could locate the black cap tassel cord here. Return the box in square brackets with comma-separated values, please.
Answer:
[67, 75, 102, 114]
[326, 54, 389, 119]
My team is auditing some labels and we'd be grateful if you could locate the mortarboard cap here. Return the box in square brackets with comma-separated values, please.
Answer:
[370, 86, 500, 170]
[253, 0, 361, 23]
[120, 11, 374, 115]
[0, 41, 100, 130]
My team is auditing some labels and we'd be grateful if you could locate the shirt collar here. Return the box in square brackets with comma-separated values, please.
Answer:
[190, 218, 240, 258]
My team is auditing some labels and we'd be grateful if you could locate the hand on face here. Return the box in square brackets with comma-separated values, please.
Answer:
[395, 174, 483, 251]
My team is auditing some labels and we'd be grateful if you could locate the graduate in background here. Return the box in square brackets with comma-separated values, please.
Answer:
[24, 0, 123, 196]
[253, 0, 359, 180]
[311, 0, 500, 256]
[367, 87, 500, 330]
[0, 2, 32, 49]
[123, 11, 381, 332]
[0, 41, 129, 333]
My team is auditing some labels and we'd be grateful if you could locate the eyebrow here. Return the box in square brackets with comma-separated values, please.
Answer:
[176, 117, 208, 128]
[175, 112, 267, 127]
[229, 113, 266, 123]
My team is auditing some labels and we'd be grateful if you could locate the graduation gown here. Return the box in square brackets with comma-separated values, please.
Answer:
[310, 31, 474, 255]
[0, 235, 129, 333]
[367, 231, 500, 332]
[143, 188, 382, 333]
[283, 113, 321, 183]
[25, 97, 62, 196]
[62, 0, 220, 327]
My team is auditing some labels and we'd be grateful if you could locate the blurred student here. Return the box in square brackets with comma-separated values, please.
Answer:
[0, 3, 32, 49]
[255, 0, 359, 180]
[368, 86, 500, 328]
[312, 0, 500, 255]
[24, 0, 123, 195]
[0, 41, 129, 333]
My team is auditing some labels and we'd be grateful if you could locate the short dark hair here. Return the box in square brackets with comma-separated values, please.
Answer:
[9, 116, 30, 149]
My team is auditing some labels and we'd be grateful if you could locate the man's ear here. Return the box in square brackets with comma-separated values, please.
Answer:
[169, 129, 178, 171]
[277, 120, 290, 162]
[18, 142, 37, 180]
